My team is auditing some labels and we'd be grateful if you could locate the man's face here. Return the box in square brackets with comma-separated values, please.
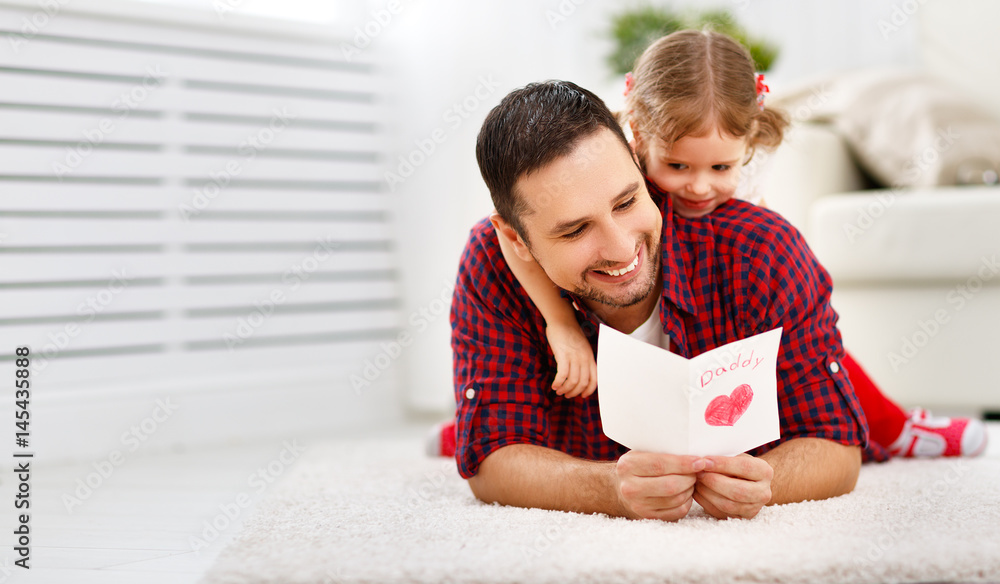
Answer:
[515, 128, 663, 310]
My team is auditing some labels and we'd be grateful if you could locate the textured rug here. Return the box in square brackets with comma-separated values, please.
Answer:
[201, 425, 1000, 584]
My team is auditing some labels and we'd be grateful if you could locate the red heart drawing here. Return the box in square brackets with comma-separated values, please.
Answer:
[704, 384, 754, 427]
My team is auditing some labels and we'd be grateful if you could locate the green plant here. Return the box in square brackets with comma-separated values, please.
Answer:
[607, 6, 779, 75]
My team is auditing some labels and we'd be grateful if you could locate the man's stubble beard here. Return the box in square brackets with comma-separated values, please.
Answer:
[570, 234, 661, 309]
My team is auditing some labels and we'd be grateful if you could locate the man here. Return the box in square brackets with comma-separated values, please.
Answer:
[451, 80, 868, 521]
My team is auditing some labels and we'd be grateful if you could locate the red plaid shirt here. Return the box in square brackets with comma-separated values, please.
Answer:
[451, 183, 884, 479]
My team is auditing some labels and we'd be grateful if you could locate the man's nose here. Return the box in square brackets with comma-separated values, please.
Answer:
[602, 221, 634, 263]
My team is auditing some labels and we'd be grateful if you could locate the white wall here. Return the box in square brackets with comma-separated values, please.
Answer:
[732, 0, 921, 83]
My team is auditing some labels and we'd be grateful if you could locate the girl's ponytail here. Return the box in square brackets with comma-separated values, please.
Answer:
[751, 105, 789, 153]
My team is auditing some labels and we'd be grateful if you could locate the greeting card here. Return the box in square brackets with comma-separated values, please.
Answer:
[597, 325, 783, 456]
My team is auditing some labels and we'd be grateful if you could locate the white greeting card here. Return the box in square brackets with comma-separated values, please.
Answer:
[596, 325, 783, 456]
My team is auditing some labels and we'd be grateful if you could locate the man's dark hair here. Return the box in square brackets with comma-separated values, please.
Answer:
[475, 80, 633, 244]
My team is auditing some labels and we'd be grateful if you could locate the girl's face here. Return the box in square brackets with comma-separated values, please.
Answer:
[637, 127, 748, 219]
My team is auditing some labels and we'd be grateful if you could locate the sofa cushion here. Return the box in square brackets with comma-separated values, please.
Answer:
[808, 186, 1000, 283]
[774, 70, 1000, 190]
[758, 123, 867, 234]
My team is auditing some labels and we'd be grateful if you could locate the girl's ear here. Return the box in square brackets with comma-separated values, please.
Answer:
[742, 129, 755, 165]
[490, 212, 534, 263]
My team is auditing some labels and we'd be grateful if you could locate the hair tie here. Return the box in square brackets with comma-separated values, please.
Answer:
[755, 73, 769, 111]
[624, 72, 634, 98]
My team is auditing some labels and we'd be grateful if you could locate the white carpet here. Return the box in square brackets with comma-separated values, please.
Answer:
[201, 425, 1000, 584]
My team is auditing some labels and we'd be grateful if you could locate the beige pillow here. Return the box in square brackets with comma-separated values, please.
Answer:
[773, 70, 1000, 188]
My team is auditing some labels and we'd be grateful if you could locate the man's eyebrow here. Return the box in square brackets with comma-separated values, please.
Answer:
[548, 181, 640, 236]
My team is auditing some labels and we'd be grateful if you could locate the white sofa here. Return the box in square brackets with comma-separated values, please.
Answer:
[761, 0, 1000, 412]
[764, 123, 1000, 412]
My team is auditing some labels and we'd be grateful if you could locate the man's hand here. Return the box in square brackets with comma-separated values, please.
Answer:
[615, 451, 709, 521]
[693, 454, 773, 520]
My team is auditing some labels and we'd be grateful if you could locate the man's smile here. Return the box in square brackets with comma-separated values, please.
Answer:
[589, 246, 643, 283]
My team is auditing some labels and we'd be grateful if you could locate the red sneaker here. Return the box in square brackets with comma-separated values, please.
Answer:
[888, 408, 987, 457]
[425, 418, 457, 457]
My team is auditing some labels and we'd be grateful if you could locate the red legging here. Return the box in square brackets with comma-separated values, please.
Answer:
[842, 351, 908, 448]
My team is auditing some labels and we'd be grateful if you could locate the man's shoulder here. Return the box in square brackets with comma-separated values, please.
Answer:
[455, 217, 537, 319]
[709, 199, 807, 253]
[460, 216, 505, 276]
[706, 200, 832, 304]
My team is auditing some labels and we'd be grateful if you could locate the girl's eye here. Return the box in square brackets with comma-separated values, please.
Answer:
[713, 165, 732, 171]
[668, 163, 686, 170]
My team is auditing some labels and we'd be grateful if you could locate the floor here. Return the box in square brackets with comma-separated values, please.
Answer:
[0, 436, 327, 584]
[2, 422, 997, 583]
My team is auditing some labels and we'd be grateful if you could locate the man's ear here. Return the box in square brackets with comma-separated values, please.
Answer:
[628, 120, 645, 167]
[629, 119, 643, 151]
[489, 212, 534, 263]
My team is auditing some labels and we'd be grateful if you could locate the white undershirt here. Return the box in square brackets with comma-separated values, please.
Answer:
[627, 301, 671, 351]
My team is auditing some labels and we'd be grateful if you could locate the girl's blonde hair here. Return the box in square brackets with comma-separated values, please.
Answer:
[624, 29, 788, 167]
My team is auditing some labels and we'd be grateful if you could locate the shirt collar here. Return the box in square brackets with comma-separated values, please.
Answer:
[648, 179, 697, 317]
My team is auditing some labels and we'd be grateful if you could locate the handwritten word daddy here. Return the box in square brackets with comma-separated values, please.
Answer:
[700, 350, 765, 388]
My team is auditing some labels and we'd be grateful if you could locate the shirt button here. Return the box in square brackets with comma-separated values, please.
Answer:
[830, 362, 840, 374]
[465, 387, 476, 399]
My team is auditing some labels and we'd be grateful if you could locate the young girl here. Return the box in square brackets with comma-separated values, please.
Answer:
[430, 29, 986, 460]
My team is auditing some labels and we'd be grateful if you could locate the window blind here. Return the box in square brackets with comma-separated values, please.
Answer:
[0, 4, 400, 409]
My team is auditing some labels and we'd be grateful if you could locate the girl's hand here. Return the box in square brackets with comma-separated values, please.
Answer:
[546, 323, 597, 399]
